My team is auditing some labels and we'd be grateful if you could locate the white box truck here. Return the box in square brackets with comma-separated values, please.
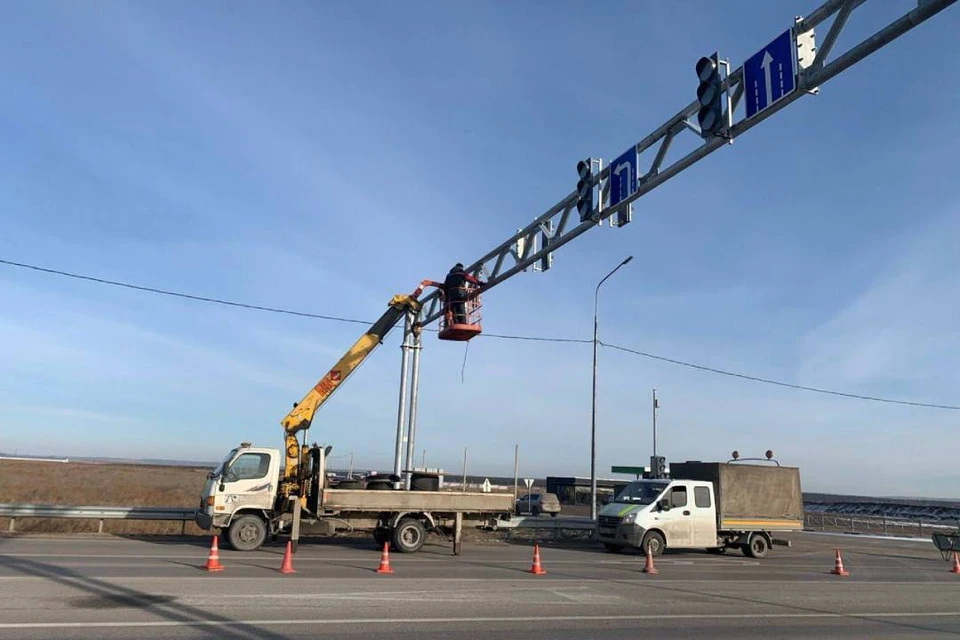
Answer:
[597, 460, 803, 559]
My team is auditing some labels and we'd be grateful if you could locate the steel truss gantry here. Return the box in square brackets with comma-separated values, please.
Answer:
[391, 0, 957, 485]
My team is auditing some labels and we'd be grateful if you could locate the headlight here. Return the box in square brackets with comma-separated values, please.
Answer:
[622, 512, 637, 524]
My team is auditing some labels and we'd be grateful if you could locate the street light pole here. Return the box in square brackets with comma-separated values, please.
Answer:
[591, 255, 633, 521]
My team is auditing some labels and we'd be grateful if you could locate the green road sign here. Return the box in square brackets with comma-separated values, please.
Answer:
[611, 465, 647, 475]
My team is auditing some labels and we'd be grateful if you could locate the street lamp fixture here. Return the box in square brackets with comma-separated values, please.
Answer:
[591, 255, 633, 521]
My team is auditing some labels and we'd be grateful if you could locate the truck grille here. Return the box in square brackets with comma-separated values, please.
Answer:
[598, 515, 621, 537]
[599, 515, 621, 528]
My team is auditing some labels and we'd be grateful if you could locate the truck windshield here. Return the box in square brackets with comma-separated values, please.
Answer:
[211, 450, 238, 478]
[614, 481, 669, 505]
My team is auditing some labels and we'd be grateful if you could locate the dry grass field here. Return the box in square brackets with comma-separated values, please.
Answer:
[0, 459, 209, 535]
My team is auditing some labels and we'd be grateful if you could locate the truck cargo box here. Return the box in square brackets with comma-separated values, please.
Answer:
[669, 462, 803, 531]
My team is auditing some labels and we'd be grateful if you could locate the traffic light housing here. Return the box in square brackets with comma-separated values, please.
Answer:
[576, 158, 595, 222]
[696, 53, 724, 137]
[650, 455, 666, 479]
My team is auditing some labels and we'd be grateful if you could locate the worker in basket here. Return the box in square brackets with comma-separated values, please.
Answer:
[442, 262, 482, 326]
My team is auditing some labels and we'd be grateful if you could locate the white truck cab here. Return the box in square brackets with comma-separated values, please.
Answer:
[196, 443, 281, 542]
[598, 479, 718, 556]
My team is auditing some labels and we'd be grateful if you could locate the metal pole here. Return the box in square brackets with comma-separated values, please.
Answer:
[652, 389, 657, 460]
[462, 447, 468, 492]
[348, 452, 354, 480]
[513, 444, 519, 503]
[393, 313, 413, 484]
[591, 295, 599, 520]
[421, 449, 426, 469]
[404, 324, 423, 490]
[591, 256, 633, 521]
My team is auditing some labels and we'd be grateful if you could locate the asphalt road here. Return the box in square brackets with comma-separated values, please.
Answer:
[0, 531, 958, 639]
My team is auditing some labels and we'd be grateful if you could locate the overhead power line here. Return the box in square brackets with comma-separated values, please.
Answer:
[599, 342, 960, 411]
[0, 258, 370, 325]
[2, 256, 956, 410]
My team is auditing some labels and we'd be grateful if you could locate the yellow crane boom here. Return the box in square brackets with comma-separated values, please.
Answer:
[279, 280, 437, 488]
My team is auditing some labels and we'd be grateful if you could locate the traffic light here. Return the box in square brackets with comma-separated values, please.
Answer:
[576, 158, 595, 222]
[695, 53, 724, 137]
[650, 455, 666, 479]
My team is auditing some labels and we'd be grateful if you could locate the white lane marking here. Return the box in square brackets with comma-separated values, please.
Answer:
[1, 577, 958, 585]
[3, 612, 960, 629]
[0, 553, 760, 567]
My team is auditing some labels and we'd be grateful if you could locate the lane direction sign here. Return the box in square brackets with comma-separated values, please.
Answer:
[609, 147, 638, 208]
[744, 29, 797, 119]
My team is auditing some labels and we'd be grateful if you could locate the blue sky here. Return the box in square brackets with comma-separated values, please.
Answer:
[1, 1, 958, 497]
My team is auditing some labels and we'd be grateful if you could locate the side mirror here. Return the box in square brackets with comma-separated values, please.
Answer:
[218, 483, 225, 492]
[658, 499, 670, 512]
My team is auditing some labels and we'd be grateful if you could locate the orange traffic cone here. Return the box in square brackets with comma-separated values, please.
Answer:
[831, 548, 849, 576]
[202, 535, 224, 572]
[278, 541, 296, 574]
[642, 546, 659, 575]
[375, 542, 394, 574]
[528, 543, 547, 575]
[950, 552, 960, 574]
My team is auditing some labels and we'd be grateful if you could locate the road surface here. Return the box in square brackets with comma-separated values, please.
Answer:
[0, 531, 957, 639]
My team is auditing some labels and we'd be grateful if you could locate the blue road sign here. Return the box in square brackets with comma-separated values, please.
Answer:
[744, 29, 796, 119]
[609, 147, 637, 208]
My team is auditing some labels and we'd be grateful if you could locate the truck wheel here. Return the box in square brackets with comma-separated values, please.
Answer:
[642, 531, 666, 557]
[550, 512, 558, 518]
[744, 533, 769, 559]
[603, 543, 624, 554]
[392, 518, 427, 553]
[226, 514, 267, 551]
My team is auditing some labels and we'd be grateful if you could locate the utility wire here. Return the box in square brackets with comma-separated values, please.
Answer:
[480, 332, 591, 344]
[599, 341, 960, 411]
[0, 258, 370, 325]
[3, 256, 957, 410]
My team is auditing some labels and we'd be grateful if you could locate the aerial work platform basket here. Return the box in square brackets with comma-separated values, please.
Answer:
[438, 289, 482, 341]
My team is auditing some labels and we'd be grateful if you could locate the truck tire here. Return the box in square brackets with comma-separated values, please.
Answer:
[226, 514, 267, 552]
[603, 543, 624, 554]
[392, 518, 427, 553]
[642, 531, 666, 557]
[366, 479, 393, 491]
[744, 533, 770, 559]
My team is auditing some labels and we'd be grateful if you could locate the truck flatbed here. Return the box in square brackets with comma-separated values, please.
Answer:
[321, 489, 514, 513]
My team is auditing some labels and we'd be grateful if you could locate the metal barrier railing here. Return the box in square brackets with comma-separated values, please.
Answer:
[2, 502, 956, 544]
[803, 512, 959, 538]
[0, 504, 196, 534]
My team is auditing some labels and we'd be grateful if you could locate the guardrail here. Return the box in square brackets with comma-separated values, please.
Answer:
[0, 504, 196, 534]
[803, 512, 958, 538]
[3, 503, 956, 544]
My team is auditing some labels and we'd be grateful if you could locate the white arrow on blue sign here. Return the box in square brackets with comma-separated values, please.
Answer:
[744, 29, 797, 119]
[609, 147, 638, 208]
